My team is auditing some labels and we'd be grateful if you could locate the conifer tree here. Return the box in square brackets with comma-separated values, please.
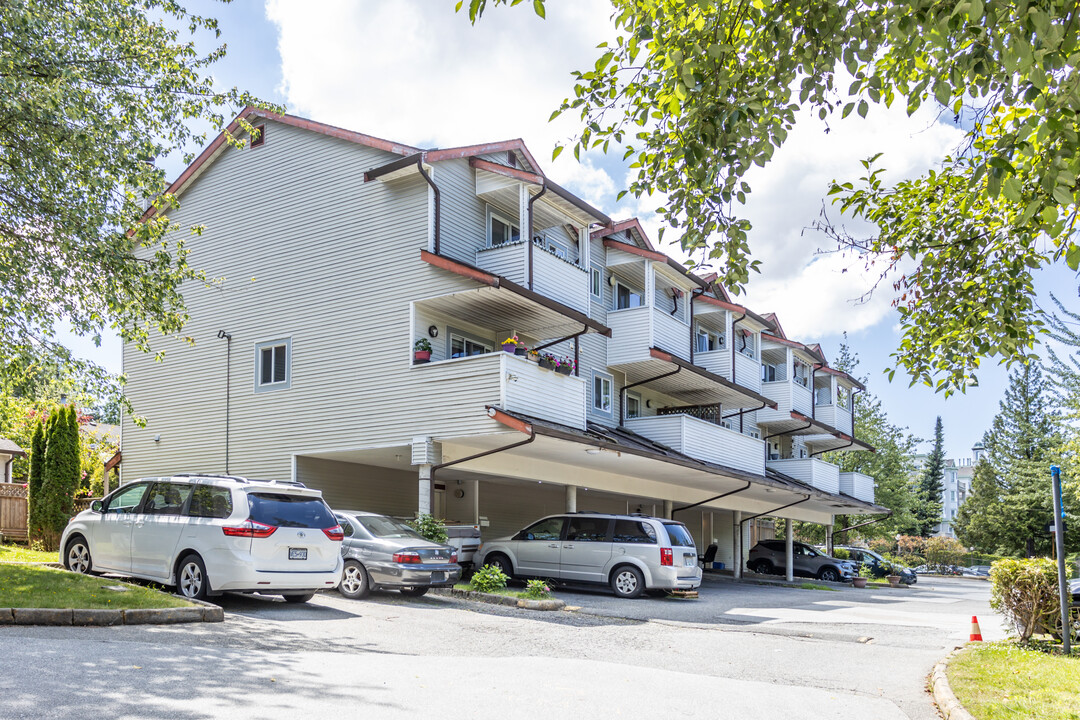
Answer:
[40, 405, 80, 549]
[26, 415, 46, 541]
[913, 417, 946, 536]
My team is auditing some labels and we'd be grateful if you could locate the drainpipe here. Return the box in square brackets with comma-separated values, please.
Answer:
[722, 402, 767, 421]
[416, 156, 442, 256]
[851, 386, 863, 439]
[689, 289, 706, 363]
[620, 366, 681, 425]
[811, 437, 853, 458]
[730, 312, 746, 385]
[738, 495, 812, 527]
[531, 324, 589, 377]
[762, 422, 811, 465]
[526, 184, 548, 290]
[216, 330, 232, 474]
[811, 363, 824, 420]
[3, 457, 12, 484]
[671, 481, 752, 517]
[429, 415, 537, 511]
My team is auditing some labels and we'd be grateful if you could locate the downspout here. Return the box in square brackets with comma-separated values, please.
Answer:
[531, 324, 589, 377]
[216, 330, 232, 474]
[671, 480, 752, 517]
[811, 437, 853, 458]
[738, 494, 812, 527]
[3, 457, 12, 484]
[730, 311, 746, 385]
[416, 155, 442, 256]
[811, 363, 824, 420]
[429, 420, 537, 511]
[620, 366, 682, 425]
[763, 422, 811, 465]
[850, 386, 863, 439]
[835, 514, 891, 535]
[526, 184, 548, 290]
[689, 289, 706, 363]
[722, 402, 767, 421]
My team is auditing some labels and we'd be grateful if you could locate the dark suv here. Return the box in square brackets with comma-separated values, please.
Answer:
[838, 547, 917, 585]
[747, 539, 854, 582]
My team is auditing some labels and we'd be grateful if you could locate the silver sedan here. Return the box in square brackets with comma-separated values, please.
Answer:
[334, 511, 461, 599]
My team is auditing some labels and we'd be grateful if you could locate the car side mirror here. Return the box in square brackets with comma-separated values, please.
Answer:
[90, 500, 103, 513]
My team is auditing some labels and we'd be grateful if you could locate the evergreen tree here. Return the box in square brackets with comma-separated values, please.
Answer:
[1045, 293, 1080, 499]
[26, 415, 46, 541]
[954, 364, 1072, 556]
[912, 417, 946, 536]
[39, 405, 80, 549]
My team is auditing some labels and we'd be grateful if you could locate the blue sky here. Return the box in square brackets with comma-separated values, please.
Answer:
[59, 0, 1080, 461]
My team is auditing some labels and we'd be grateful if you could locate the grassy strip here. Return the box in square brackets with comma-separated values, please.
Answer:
[948, 642, 1080, 720]
[798, 582, 839, 591]
[0, 543, 56, 563]
[0, 564, 193, 610]
[452, 582, 550, 600]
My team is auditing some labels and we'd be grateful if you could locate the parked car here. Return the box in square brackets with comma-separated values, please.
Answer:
[834, 546, 917, 585]
[963, 565, 991, 577]
[1070, 577, 1079, 602]
[747, 539, 854, 582]
[59, 474, 344, 602]
[476, 513, 701, 599]
[333, 511, 461, 599]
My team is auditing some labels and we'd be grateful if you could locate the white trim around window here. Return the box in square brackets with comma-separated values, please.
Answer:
[626, 391, 642, 419]
[590, 263, 604, 301]
[254, 337, 292, 393]
[487, 206, 520, 247]
[592, 371, 613, 415]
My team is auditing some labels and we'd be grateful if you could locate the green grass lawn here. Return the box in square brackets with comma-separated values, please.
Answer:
[0, 543, 56, 563]
[948, 642, 1080, 720]
[798, 582, 839, 591]
[0, 564, 193, 610]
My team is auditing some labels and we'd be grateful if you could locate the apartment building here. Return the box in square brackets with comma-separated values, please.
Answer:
[120, 108, 886, 573]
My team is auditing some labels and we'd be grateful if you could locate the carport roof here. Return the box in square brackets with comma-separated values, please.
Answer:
[490, 407, 889, 516]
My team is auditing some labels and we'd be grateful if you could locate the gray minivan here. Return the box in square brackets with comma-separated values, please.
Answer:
[476, 513, 702, 598]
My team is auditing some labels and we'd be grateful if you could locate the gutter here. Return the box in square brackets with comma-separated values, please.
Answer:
[671, 481, 753, 518]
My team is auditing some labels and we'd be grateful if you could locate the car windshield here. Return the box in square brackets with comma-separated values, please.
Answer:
[247, 493, 336, 529]
[357, 516, 425, 540]
[662, 522, 695, 548]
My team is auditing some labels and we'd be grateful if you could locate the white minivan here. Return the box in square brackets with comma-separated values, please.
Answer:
[59, 474, 344, 602]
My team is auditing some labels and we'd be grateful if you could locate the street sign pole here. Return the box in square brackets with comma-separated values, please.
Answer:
[1050, 465, 1070, 654]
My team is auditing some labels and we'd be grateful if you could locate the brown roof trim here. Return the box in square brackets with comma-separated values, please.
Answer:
[426, 139, 541, 173]
[486, 407, 534, 434]
[818, 365, 866, 391]
[648, 348, 778, 409]
[364, 152, 426, 182]
[543, 178, 612, 226]
[590, 218, 656, 250]
[762, 333, 827, 362]
[602, 239, 711, 290]
[693, 294, 775, 330]
[469, 157, 544, 185]
[420, 250, 612, 336]
[104, 450, 122, 473]
[789, 411, 843, 437]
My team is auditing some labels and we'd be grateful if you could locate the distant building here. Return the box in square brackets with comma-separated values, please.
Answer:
[913, 442, 983, 538]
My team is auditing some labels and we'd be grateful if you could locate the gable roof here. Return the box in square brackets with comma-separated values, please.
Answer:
[590, 217, 656, 250]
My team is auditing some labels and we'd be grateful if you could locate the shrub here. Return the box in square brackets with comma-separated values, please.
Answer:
[407, 513, 448, 544]
[990, 558, 1067, 641]
[925, 536, 967, 567]
[470, 564, 508, 593]
[832, 548, 850, 560]
[523, 579, 551, 599]
[867, 537, 894, 555]
[896, 535, 926, 556]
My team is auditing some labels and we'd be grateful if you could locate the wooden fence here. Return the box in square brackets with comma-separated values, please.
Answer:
[0, 483, 28, 542]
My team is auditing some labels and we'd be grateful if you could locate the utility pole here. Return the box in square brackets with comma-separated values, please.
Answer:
[1050, 465, 1070, 655]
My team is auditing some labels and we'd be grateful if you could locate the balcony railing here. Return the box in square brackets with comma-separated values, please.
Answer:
[608, 305, 692, 365]
[839, 471, 875, 503]
[733, 351, 761, 392]
[475, 242, 589, 313]
[626, 413, 765, 476]
[694, 349, 731, 380]
[415, 351, 587, 430]
[766, 457, 840, 494]
[815, 403, 853, 435]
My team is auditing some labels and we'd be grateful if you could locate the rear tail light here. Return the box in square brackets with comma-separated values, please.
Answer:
[393, 551, 422, 564]
[223, 519, 277, 538]
[660, 548, 673, 566]
[450, 553, 458, 564]
[323, 525, 344, 541]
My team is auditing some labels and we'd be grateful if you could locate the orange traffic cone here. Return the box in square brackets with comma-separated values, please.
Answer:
[969, 616, 983, 642]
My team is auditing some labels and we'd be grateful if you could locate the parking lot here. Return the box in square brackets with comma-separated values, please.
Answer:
[0, 575, 999, 720]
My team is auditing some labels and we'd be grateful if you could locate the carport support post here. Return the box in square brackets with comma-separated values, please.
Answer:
[663, 500, 673, 520]
[733, 510, 742, 579]
[825, 523, 834, 556]
[785, 521, 794, 583]
[565, 485, 577, 513]
[418, 464, 432, 516]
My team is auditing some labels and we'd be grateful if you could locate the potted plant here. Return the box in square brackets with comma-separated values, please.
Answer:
[501, 336, 519, 353]
[852, 564, 874, 588]
[885, 564, 902, 588]
[555, 357, 574, 375]
[413, 338, 432, 364]
[538, 353, 556, 370]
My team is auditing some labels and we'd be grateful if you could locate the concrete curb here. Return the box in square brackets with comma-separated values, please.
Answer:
[433, 587, 566, 611]
[930, 649, 976, 720]
[0, 597, 223, 626]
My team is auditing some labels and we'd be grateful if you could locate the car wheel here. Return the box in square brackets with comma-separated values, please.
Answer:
[818, 566, 840, 583]
[283, 593, 315, 604]
[610, 565, 645, 599]
[750, 560, 773, 575]
[486, 553, 514, 579]
[177, 554, 209, 601]
[64, 536, 93, 575]
[400, 586, 429, 597]
[339, 560, 371, 600]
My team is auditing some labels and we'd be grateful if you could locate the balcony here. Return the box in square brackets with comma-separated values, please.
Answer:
[839, 471, 875, 503]
[476, 242, 590, 313]
[414, 351, 587, 430]
[757, 379, 814, 429]
[815, 403, 853, 436]
[626, 413, 765, 476]
[608, 305, 692, 365]
[767, 457, 840, 494]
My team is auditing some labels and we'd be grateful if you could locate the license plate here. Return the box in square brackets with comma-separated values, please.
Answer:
[684, 555, 695, 567]
[289, 547, 307, 561]
[430, 572, 445, 583]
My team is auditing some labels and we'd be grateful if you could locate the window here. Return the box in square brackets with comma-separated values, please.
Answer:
[815, 386, 832, 406]
[104, 483, 149, 515]
[566, 517, 611, 542]
[489, 211, 520, 246]
[613, 520, 657, 544]
[450, 334, 491, 358]
[337, 516, 356, 538]
[247, 493, 337, 529]
[519, 517, 566, 541]
[546, 238, 568, 259]
[592, 372, 613, 414]
[615, 282, 644, 310]
[143, 483, 192, 516]
[738, 329, 756, 358]
[187, 486, 233, 519]
[356, 515, 425, 539]
[255, 338, 291, 391]
[662, 522, 696, 548]
[626, 392, 642, 419]
[793, 359, 810, 388]
[696, 328, 724, 353]
[250, 124, 266, 148]
[590, 265, 603, 300]
[762, 364, 782, 383]
[837, 386, 850, 409]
